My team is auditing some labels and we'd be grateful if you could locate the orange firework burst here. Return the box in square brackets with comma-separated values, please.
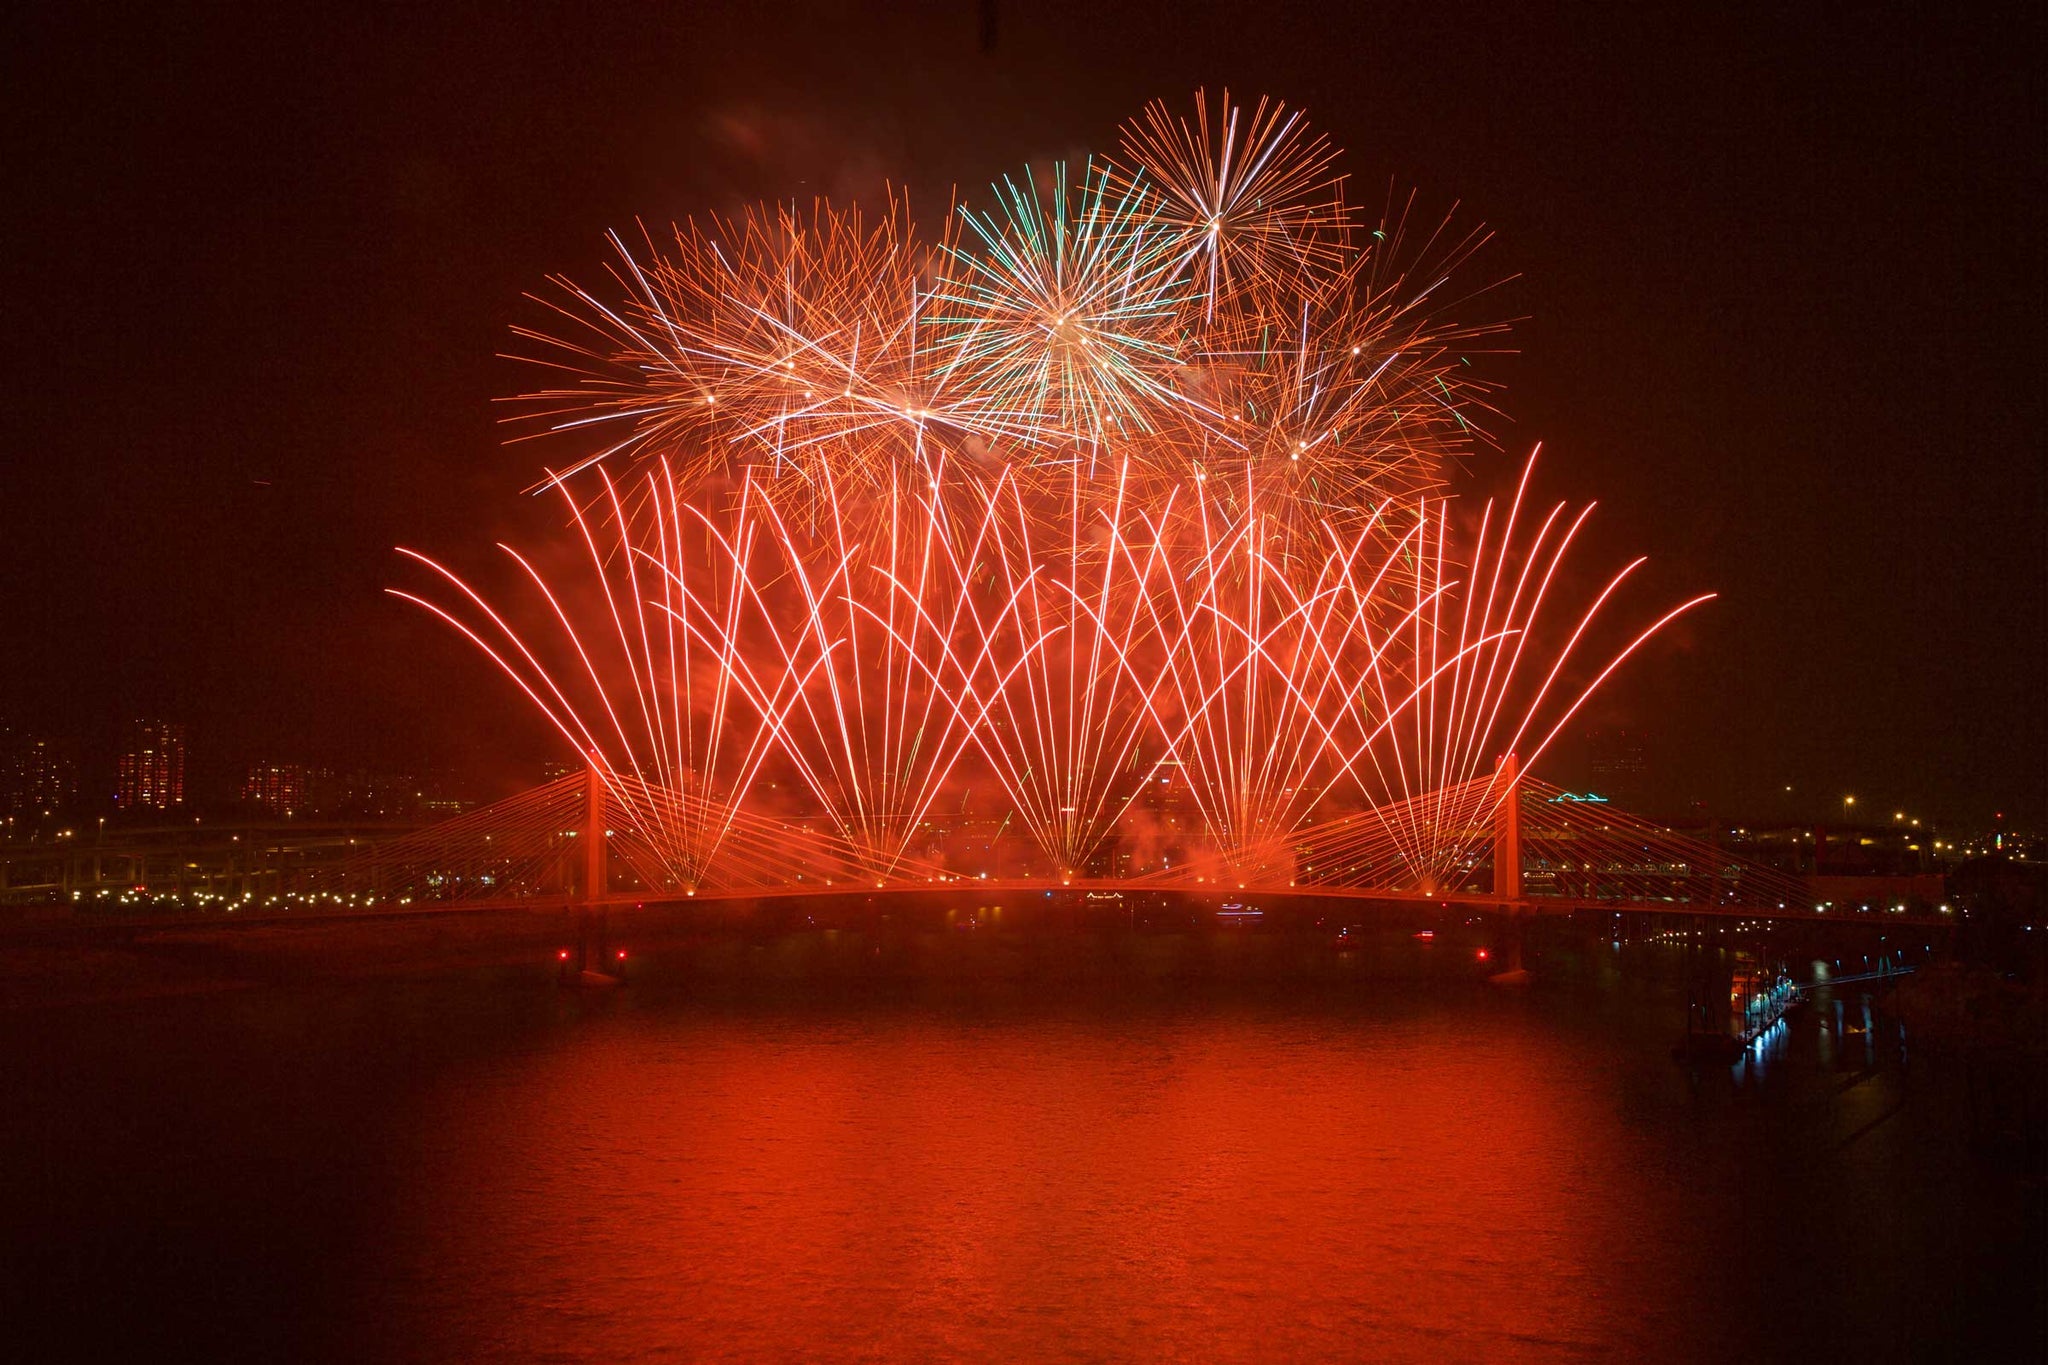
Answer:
[400, 93, 1705, 891]
[503, 90, 1505, 523]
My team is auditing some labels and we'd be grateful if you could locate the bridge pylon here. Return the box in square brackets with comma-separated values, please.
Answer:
[1491, 752, 1523, 905]
[582, 758, 606, 905]
[571, 758, 613, 977]
[1490, 753, 1533, 982]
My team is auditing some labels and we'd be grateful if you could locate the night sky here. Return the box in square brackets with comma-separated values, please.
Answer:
[4, 2, 2040, 822]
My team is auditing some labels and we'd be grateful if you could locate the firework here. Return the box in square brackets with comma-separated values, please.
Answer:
[504, 91, 1501, 514]
[1113, 87, 1351, 321]
[399, 93, 1706, 894]
[931, 157, 1198, 460]
[399, 447, 1706, 889]
[505, 199, 985, 511]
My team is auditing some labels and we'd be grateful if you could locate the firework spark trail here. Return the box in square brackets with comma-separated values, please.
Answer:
[934, 158, 1204, 460]
[397, 92, 1710, 895]
[1121, 471, 1336, 866]
[689, 464, 966, 872]
[1114, 87, 1351, 321]
[509, 202, 1010, 510]
[399, 449, 1706, 891]
[502, 92, 1504, 517]
[944, 464, 1166, 871]
[1078, 468, 1473, 877]
[391, 470, 798, 888]
[1289, 452, 1716, 891]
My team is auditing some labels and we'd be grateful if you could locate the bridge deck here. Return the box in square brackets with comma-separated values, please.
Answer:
[390, 879, 1958, 928]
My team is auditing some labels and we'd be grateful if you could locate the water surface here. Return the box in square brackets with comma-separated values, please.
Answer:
[3, 943, 2036, 1361]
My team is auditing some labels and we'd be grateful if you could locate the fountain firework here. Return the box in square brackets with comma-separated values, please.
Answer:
[399, 90, 1709, 892]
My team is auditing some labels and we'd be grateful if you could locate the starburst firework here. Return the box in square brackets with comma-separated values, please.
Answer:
[402, 93, 1706, 891]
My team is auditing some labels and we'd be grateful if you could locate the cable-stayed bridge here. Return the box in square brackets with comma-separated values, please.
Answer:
[336, 760, 1952, 930]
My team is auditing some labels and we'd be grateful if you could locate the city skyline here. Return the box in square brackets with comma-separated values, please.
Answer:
[0, 10, 2037, 1362]
[0, 709, 2033, 861]
[1, 6, 2040, 828]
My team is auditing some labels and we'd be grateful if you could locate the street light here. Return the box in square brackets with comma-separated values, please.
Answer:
[1843, 795, 1856, 823]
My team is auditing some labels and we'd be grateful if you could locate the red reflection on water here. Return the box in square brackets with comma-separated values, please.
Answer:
[376, 1003, 1687, 1361]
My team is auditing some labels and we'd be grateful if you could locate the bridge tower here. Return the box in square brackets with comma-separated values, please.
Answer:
[572, 758, 612, 975]
[1491, 751, 1522, 903]
[1491, 752, 1532, 981]
[583, 758, 606, 905]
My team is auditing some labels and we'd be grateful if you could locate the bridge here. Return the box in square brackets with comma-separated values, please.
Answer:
[0, 817, 413, 905]
[332, 757, 1956, 936]
[1, 759, 1955, 992]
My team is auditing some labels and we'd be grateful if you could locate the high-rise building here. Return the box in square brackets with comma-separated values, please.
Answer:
[116, 719, 187, 811]
[242, 764, 338, 817]
[0, 728, 78, 816]
[242, 763, 310, 817]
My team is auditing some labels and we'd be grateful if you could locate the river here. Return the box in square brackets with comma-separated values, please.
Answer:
[2, 929, 2038, 1361]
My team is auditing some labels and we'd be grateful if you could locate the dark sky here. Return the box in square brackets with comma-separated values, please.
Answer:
[3, 2, 2041, 823]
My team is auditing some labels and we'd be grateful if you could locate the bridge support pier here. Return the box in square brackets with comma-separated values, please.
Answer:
[573, 905, 611, 976]
[1488, 753, 1533, 985]
[1488, 905, 1534, 985]
[563, 760, 622, 988]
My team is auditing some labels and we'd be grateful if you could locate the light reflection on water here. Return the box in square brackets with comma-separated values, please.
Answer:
[2, 951, 2036, 1362]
